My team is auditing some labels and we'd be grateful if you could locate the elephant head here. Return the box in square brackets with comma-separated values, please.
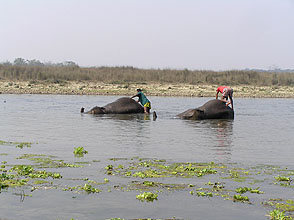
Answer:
[81, 106, 106, 114]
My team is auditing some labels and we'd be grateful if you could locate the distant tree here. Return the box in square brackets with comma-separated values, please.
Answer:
[64, 61, 79, 67]
[27, 59, 44, 66]
[14, 58, 27, 66]
[2, 61, 12, 66]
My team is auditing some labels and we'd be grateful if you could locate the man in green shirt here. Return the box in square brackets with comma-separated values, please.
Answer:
[131, 89, 151, 113]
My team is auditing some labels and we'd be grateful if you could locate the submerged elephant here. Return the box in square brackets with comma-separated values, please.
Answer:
[177, 99, 234, 120]
[81, 97, 144, 114]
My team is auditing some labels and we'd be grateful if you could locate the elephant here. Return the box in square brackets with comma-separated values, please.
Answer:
[81, 97, 144, 114]
[177, 99, 234, 120]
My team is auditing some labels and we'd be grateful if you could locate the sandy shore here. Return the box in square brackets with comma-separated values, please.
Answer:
[0, 80, 293, 98]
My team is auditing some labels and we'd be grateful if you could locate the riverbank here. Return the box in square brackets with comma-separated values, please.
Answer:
[0, 80, 294, 98]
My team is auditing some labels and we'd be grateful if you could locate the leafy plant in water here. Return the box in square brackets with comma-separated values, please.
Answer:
[81, 184, 101, 193]
[136, 192, 158, 202]
[269, 209, 292, 220]
[235, 187, 252, 194]
[73, 147, 88, 157]
[275, 176, 291, 182]
[196, 191, 213, 197]
[16, 142, 32, 149]
[233, 194, 249, 202]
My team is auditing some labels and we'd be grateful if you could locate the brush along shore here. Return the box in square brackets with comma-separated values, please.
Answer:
[0, 80, 294, 98]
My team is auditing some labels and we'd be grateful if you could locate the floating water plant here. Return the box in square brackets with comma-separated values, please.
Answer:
[136, 192, 158, 202]
[0, 140, 32, 148]
[264, 199, 294, 213]
[275, 176, 291, 182]
[269, 209, 292, 220]
[16, 142, 32, 149]
[196, 191, 213, 197]
[64, 184, 101, 194]
[233, 194, 249, 202]
[10, 165, 62, 179]
[73, 147, 88, 157]
[17, 154, 83, 168]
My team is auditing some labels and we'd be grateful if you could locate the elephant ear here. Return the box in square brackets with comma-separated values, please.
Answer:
[191, 108, 204, 120]
[100, 107, 106, 113]
[195, 108, 204, 113]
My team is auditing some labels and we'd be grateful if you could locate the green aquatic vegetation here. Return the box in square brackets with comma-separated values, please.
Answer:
[206, 182, 225, 191]
[106, 218, 125, 220]
[33, 180, 49, 184]
[87, 179, 109, 185]
[275, 176, 291, 182]
[196, 191, 213, 197]
[0, 140, 32, 148]
[264, 199, 294, 213]
[64, 183, 101, 193]
[0, 171, 29, 188]
[235, 186, 264, 194]
[11, 165, 34, 175]
[222, 169, 248, 182]
[109, 158, 128, 161]
[235, 187, 252, 194]
[143, 181, 155, 186]
[73, 147, 88, 157]
[233, 194, 249, 202]
[105, 165, 114, 170]
[80, 184, 101, 193]
[110, 159, 221, 179]
[136, 192, 158, 202]
[250, 187, 264, 194]
[17, 154, 83, 168]
[10, 165, 62, 179]
[269, 209, 292, 220]
[133, 170, 163, 178]
[128, 181, 189, 191]
[16, 142, 32, 148]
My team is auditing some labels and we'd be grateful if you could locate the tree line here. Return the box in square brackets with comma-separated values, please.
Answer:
[0, 58, 294, 86]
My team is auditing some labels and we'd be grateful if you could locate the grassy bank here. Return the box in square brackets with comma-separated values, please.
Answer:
[1, 64, 294, 97]
[1, 80, 294, 98]
[1, 64, 294, 86]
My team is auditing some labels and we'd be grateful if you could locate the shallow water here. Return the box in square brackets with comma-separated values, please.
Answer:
[0, 94, 294, 220]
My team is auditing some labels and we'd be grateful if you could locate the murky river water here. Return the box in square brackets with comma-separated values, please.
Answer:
[0, 94, 293, 220]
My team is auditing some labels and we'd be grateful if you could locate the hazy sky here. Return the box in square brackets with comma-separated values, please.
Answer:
[1, 0, 294, 70]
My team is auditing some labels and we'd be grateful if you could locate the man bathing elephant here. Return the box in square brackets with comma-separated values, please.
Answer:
[177, 99, 234, 120]
[216, 86, 234, 110]
[131, 88, 151, 114]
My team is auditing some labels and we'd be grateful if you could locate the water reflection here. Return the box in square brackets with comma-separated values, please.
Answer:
[210, 120, 233, 161]
[182, 119, 233, 161]
[87, 113, 153, 121]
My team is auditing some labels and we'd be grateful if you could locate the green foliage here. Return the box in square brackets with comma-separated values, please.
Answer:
[233, 194, 249, 202]
[73, 147, 88, 157]
[269, 209, 292, 220]
[0, 140, 32, 148]
[275, 176, 291, 182]
[235, 187, 252, 194]
[64, 184, 101, 193]
[196, 191, 213, 197]
[136, 192, 158, 202]
[15, 142, 32, 148]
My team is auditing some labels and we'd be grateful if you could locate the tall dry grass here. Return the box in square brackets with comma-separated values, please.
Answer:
[0, 64, 294, 86]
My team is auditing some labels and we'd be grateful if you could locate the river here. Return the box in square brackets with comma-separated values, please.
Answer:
[0, 94, 293, 220]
